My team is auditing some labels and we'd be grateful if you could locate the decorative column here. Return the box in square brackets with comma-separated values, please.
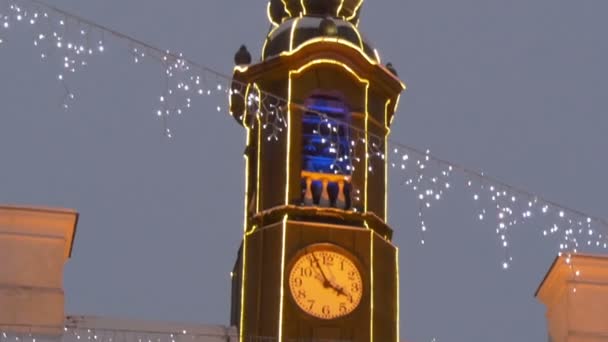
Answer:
[0, 205, 78, 336]
[536, 254, 608, 342]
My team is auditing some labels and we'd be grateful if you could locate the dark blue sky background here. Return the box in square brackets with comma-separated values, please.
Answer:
[1, 1, 608, 341]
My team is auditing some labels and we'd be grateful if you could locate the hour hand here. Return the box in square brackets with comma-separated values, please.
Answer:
[330, 283, 353, 302]
[332, 284, 348, 297]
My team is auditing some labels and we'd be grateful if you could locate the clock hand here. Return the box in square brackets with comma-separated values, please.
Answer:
[310, 252, 332, 289]
[323, 267, 345, 295]
[310, 252, 349, 297]
[330, 281, 352, 299]
[317, 258, 349, 296]
[328, 283, 353, 305]
[333, 284, 348, 297]
[312, 254, 352, 298]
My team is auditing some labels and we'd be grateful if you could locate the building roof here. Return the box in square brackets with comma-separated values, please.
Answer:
[0, 204, 79, 258]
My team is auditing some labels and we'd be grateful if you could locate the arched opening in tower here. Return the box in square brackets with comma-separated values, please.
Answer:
[300, 93, 353, 209]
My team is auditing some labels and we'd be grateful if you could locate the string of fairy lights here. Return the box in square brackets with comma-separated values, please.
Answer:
[0, 324, 355, 342]
[1, 326, 230, 342]
[1, 0, 607, 273]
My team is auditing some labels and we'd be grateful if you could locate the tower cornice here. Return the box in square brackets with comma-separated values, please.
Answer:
[237, 40, 404, 91]
[247, 205, 394, 240]
[232, 40, 405, 128]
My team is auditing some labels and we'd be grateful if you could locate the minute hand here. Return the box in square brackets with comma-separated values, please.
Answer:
[311, 252, 332, 288]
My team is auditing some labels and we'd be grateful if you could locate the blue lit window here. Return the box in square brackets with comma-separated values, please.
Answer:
[302, 95, 352, 175]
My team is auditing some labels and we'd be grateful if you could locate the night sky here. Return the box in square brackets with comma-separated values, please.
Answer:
[1, 1, 608, 341]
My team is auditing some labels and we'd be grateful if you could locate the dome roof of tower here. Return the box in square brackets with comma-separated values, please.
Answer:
[262, 17, 378, 62]
[268, 0, 364, 26]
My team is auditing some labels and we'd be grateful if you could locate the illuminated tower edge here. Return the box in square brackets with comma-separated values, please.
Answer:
[229, 1, 405, 341]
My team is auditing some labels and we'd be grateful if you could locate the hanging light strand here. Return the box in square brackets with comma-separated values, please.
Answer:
[0, 323, 352, 342]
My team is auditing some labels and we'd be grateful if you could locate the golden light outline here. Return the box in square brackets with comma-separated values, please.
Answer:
[395, 247, 400, 342]
[351, 24, 365, 52]
[244, 223, 259, 236]
[241, 82, 253, 233]
[285, 75, 293, 205]
[239, 86, 252, 342]
[253, 83, 263, 213]
[262, 24, 281, 59]
[283, 36, 376, 65]
[239, 234, 248, 342]
[272, 31, 407, 91]
[278, 214, 289, 341]
[384, 99, 392, 222]
[267, 1, 280, 27]
[336, 0, 345, 17]
[281, 0, 292, 16]
[369, 227, 375, 341]
[246, 228, 257, 237]
[264, 18, 377, 68]
[364, 82, 369, 213]
[373, 49, 381, 64]
[284, 37, 367, 62]
[287, 59, 370, 211]
[281, 37, 407, 90]
[300, 0, 307, 15]
[288, 17, 300, 52]
[233, 65, 249, 73]
[393, 94, 401, 113]
[346, 0, 364, 21]
[384, 98, 392, 127]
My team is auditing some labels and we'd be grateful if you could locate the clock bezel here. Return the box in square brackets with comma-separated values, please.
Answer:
[287, 242, 365, 320]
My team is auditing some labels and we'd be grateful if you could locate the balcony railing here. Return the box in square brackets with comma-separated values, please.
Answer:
[300, 171, 352, 210]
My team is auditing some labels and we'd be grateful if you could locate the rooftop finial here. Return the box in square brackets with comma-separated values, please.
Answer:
[234, 45, 252, 66]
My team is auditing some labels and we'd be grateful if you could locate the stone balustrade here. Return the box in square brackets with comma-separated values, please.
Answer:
[300, 171, 352, 210]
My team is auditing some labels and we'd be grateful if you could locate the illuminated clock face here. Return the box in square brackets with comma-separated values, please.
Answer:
[288, 244, 363, 319]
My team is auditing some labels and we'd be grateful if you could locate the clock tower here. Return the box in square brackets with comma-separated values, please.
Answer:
[229, 1, 405, 341]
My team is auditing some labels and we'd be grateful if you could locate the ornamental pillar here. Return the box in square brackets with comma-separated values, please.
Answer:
[0, 205, 78, 336]
[536, 254, 608, 342]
